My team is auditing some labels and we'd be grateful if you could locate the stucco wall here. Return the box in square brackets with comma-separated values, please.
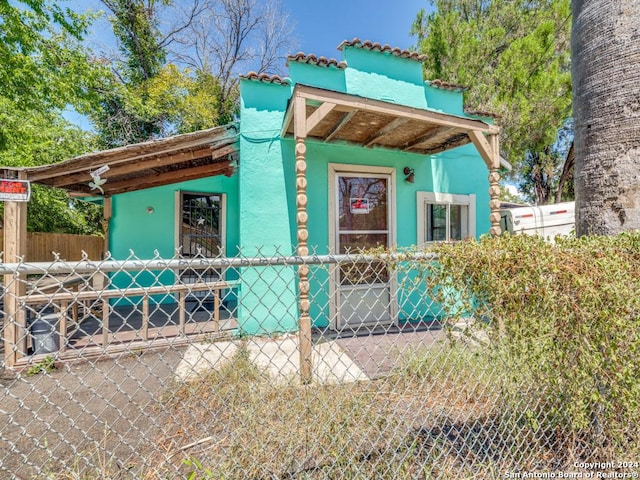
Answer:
[238, 45, 491, 329]
[106, 44, 492, 331]
[108, 174, 240, 303]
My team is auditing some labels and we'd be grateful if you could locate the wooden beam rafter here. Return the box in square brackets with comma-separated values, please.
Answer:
[28, 138, 236, 182]
[296, 84, 493, 134]
[94, 161, 232, 196]
[325, 110, 358, 143]
[364, 117, 410, 147]
[468, 130, 494, 169]
[421, 133, 471, 155]
[305, 102, 337, 134]
[402, 126, 456, 151]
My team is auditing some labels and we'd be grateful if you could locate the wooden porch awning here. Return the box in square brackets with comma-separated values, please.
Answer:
[1, 124, 239, 197]
[281, 84, 499, 167]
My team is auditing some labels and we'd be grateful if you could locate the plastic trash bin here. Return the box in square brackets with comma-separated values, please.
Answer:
[30, 314, 60, 355]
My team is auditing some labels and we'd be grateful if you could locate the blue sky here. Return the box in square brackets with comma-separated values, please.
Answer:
[72, 0, 431, 64]
[281, 0, 430, 58]
[64, 0, 433, 126]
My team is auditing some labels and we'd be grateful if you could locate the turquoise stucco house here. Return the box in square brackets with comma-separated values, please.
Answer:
[106, 39, 503, 335]
[12, 39, 502, 337]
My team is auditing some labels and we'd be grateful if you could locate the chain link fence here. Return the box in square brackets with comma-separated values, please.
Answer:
[0, 249, 636, 478]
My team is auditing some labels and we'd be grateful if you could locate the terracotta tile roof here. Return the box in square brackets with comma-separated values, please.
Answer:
[337, 38, 427, 62]
[239, 72, 291, 85]
[427, 79, 468, 92]
[464, 108, 501, 119]
[287, 52, 347, 69]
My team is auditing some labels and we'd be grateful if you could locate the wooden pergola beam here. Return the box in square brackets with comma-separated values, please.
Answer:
[295, 84, 495, 134]
[50, 145, 233, 188]
[100, 161, 233, 196]
[402, 126, 456, 151]
[468, 130, 495, 169]
[325, 110, 357, 143]
[305, 102, 337, 134]
[25, 125, 237, 181]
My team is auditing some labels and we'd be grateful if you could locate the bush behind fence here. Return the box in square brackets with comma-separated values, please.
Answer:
[0, 236, 638, 478]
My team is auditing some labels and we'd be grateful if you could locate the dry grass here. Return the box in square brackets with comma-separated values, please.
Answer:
[44, 341, 638, 479]
[142, 344, 543, 479]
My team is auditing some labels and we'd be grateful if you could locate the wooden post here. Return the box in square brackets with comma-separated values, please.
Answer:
[488, 134, 502, 237]
[102, 196, 111, 259]
[102, 298, 110, 348]
[213, 290, 220, 332]
[142, 294, 149, 341]
[178, 292, 185, 336]
[3, 172, 28, 367]
[59, 301, 69, 353]
[294, 96, 313, 385]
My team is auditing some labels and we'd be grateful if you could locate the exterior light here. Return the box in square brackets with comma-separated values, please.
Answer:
[403, 167, 415, 184]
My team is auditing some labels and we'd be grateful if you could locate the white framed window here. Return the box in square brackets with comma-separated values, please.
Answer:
[417, 192, 475, 244]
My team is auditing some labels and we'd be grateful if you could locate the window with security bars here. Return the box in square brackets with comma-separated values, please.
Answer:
[178, 192, 225, 288]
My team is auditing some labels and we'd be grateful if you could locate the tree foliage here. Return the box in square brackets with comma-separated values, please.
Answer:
[171, 0, 295, 124]
[0, 0, 103, 234]
[87, 0, 293, 147]
[412, 0, 572, 204]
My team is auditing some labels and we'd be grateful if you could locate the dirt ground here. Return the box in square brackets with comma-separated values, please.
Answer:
[0, 348, 185, 479]
[0, 325, 447, 479]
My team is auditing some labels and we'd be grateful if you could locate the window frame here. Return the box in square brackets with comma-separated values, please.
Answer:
[417, 192, 476, 244]
[174, 190, 226, 258]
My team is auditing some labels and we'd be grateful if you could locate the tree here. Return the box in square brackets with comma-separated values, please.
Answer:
[87, 0, 176, 146]
[571, 0, 640, 236]
[171, 0, 295, 124]
[0, 0, 104, 234]
[412, 0, 573, 204]
[86, 0, 292, 146]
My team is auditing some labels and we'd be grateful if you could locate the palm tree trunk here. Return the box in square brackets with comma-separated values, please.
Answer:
[572, 0, 640, 236]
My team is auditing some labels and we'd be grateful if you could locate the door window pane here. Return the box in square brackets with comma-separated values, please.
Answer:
[338, 233, 390, 285]
[338, 176, 388, 231]
[339, 233, 389, 253]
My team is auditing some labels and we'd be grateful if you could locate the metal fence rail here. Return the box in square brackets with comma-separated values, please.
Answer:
[0, 250, 632, 478]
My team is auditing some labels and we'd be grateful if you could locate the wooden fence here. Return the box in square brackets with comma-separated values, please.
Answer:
[0, 230, 104, 262]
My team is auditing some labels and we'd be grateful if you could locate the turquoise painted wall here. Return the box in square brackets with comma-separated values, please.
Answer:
[238, 45, 491, 329]
[108, 174, 240, 303]
[342, 48, 428, 107]
[107, 43, 492, 332]
[287, 139, 489, 327]
[110, 174, 240, 258]
[237, 80, 298, 334]
[424, 85, 465, 116]
[287, 62, 346, 93]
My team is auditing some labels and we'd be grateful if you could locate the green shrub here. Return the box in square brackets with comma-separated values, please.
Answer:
[423, 233, 640, 457]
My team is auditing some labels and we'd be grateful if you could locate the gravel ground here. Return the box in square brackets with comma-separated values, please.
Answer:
[1, 347, 184, 479]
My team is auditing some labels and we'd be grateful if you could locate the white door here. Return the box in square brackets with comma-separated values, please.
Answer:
[333, 171, 393, 329]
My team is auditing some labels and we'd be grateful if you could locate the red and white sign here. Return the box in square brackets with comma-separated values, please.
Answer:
[350, 197, 370, 214]
[0, 179, 31, 202]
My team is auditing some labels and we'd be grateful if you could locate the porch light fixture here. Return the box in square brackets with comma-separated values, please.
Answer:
[403, 167, 415, 184]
